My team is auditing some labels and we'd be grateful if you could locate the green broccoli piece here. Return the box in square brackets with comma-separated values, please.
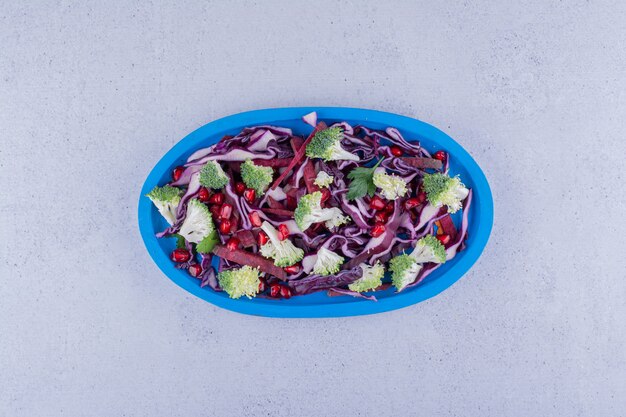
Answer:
[240, 159, 273, 194]
[146, 185, 182, 225]
[372, 169, 408, 200]
[178, 199, 216, 244]
[259, 221, 304, 267]
[217, 266, 261, 299]
[305, 127, 359, 162]
[312, 247, 345, 276]
[293, 191, 349, 231]
[199, 160, 229, 189]
[422, 173, 469, 213]
[389, 235, 447, 291]
[348, 262, 385, 292]
[313, 171, 334, 188]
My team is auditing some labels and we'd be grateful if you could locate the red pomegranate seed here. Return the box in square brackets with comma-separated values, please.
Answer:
[170, 248, 191, 263]
[219, 203, 233, 220]
[280, 285, 292, 299]
[404, 197, 421, 210]
[277, 224, 290, 241]
[390, 146, 403, 157]
[209, 204, 221, 219]
[235, 182, 246, 195]
[208, 192, 224, 205]
[243, 188, 256, 203]
[369, 195, 386, 211]
[320, 188, 331, 203]
[374, 211, 389, 223]
[384, 202, 394, 213]
[219, 219, 232, 234]
[433, 150, 446, 161]
[188, 264, 202, 277]
[371, 223, 386, 237]
[284, 264, 300, 275]
[226, 237, 240, 251]
[197, 187, 210, 202]
[436, 234, 451, 245]
[270, 284, 281, 297]
[172, 166, 184, 182]
[248, 211, 262, 227]
[417, 191, 427, 203]
[257, 230, 269, 246]
[258, 279, 266, 293]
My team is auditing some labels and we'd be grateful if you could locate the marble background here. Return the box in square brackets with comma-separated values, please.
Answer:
[1, 1, 624, 416]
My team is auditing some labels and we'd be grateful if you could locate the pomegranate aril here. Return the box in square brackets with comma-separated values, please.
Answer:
[390, 146, 403, 157]
[219, 219, 232, 234]
[369, 195, 386, 211]
[258, 280, 266, 293]
[209, 204, 221, 219]
[243, 188, 256, 203]
[371, 223, 386, 237]
[219, 203, 233, 220]
[436, 234, 451, 245]
[197, 187, 210, 202]
[433, 150, 446, 161]
[170, 248, 191, 263]
[208, 192, 224, 205]
[277, 224, 290, 241]
[404, 197, 421, 210]
[280, 285, 292, 299]
[257, 230, 269, 246]
[270, 284, 281, 297]
[248, 211, 262, 227]
[172, 166, 184, 182]
[235, 182, 246, 195]
[188, 264, 202, 278]
[284, 264, 300, 275]
[226, 237, 240, 251]
[374, 211, 389, 224]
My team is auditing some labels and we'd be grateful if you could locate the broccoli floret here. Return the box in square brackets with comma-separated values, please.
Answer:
[259, 221, 304, 267]
[389, 235, 447, 291]
[217, 266, 261, 299]
[305, 127, 359, 162]
[294, 191, 349, 231]
[146, 185, 182, 225]
[389, 254, 421, 291]
[372, 169, 408, 200]
[348, 262, 385, 292]
[178, 199, 216, 243]
[411, 235, 447, 264]
[313, 171, 334, 188]
[312, 247, 345, 276]
[422, 173, 469, 213]
[240, 159, 273, 194]
[199, 160, 229, 189]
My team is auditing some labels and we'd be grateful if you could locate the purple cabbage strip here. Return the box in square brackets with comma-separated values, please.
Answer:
[199, 254, 220, 291]
[445, 190, 472, 260]
[170, 164, 202, 187]
[328, 287, 377, 301]
[289, 266, 363, 295]
[339, 194, 371, 229]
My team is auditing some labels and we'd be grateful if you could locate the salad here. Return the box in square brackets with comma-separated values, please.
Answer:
[146, 112, 472, 301]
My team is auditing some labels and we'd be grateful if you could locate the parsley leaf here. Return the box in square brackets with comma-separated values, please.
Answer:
[346, 158, 384, 200]
[196, 230, 219, 254]
[171, 234, 187, 249]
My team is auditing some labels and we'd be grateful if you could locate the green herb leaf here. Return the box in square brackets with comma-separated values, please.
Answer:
[346, 158, 383, 200]
[171, 234, 187, 249]
[196, 230, 218, 254]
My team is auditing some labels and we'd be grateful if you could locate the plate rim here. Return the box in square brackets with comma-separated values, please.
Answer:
[138, 107, 493, 318]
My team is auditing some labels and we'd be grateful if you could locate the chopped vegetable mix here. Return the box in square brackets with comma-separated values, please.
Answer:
[147, 114, 472, 300]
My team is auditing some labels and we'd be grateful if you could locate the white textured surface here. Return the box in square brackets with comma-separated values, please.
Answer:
[1, 1, 625, 416]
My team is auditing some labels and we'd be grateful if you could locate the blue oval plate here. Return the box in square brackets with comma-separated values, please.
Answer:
[138, 107, 493, 318]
